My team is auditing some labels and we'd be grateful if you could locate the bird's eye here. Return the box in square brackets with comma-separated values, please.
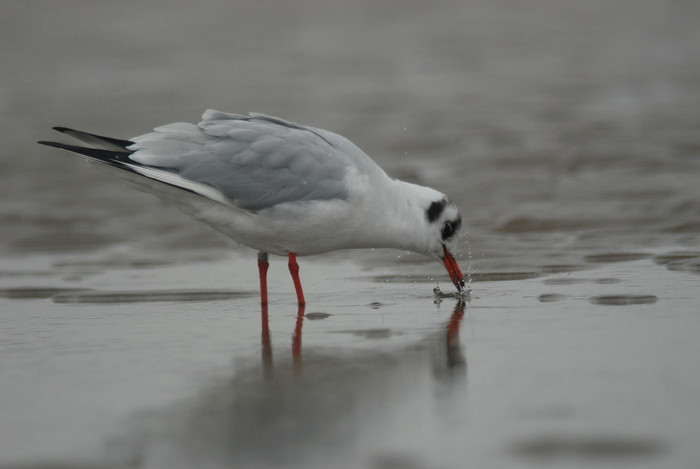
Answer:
[442, 222, 454, 240]
[441, 217, 461, 240]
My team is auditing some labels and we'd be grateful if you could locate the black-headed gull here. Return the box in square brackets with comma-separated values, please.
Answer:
[39, 110, 465, 305]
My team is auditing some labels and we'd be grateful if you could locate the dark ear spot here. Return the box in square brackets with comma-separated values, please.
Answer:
[426, 198, 447, 222]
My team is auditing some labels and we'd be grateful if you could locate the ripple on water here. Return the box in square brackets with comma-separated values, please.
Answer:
[543, 277, 588, 285]
[538, 293, 567, 303]
[0, 287, 90, 300]
[470, 272, 540, 282]
[595, 278, 622, 284]
[665, 258, 700, 275]
[511, 436, 666, 461]
[52, 289, 253, 304]
[589, 295, 658, 306]
[539, 264, 591, 274]
[334, 329, 397, 339]
[652, 251, 700, 265]
[584, 253, 650, 263]
[305, 312, 331, 320]
[651, 251, 700, 275]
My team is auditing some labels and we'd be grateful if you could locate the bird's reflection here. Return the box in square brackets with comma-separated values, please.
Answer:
[260, 303, 305, 381]
[260, 303, 273, 381]
[445, 299, 467, 370]
[259, 299, 466, 381]
[429, 298, 467, 383]
[125, 299, 469, 468]
[292, 305, 304, 376]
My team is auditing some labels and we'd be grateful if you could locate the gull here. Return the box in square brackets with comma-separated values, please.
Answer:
[39, 110, 465, 306]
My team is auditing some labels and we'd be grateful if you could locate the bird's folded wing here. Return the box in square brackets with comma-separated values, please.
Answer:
[128, 111, 355, 212]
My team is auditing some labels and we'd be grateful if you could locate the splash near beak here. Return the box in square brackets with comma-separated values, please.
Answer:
[442, 245, 465, 292]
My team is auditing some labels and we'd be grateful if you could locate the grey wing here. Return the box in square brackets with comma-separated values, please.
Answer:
[128, 110, 352, 212]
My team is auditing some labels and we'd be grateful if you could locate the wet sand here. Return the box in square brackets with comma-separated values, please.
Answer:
[2, 1, 700, 468]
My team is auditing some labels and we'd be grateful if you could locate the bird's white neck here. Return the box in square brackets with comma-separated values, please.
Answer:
[350, 178, 443, 257]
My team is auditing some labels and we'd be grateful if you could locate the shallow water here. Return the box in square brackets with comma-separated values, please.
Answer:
[1, 1, 700, 468]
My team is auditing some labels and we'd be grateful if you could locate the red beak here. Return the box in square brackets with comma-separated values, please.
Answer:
[442, 245, 465, 292]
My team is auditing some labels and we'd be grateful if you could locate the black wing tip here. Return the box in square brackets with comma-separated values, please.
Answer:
[42, 126, 135, 151]
[37, 139, 91, 154]
[37, 140, 64, 148]
[37, 139, 131, 162]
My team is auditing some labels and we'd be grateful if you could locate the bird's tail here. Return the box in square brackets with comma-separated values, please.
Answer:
[39, 126, 234, 207]
[38, 127, 134, 167]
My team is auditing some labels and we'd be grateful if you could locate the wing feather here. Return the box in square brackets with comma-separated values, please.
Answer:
[128, 110, 355, 211]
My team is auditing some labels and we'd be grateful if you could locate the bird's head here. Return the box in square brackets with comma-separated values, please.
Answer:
[424, 196, 465, 292]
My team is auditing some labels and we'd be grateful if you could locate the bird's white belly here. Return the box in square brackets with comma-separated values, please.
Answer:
[183, 195, 364, 256]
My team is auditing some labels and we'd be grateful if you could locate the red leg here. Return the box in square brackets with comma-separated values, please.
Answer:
[288, 253, 306, 306]
[257, 251, 269, 306]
